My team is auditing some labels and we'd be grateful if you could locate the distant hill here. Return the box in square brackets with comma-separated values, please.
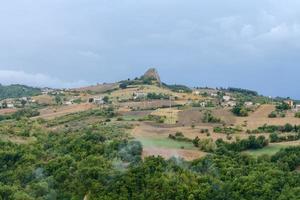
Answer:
[0, 84, 41, 100]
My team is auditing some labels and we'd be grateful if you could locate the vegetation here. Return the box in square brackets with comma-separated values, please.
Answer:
[276, 102, 290, 111]
[193, 137, 216, 152]
[216, 135, 269, 152]
[0, 105, 300, 200]
[226, 87, 258, 96]
[268, 111, 277, 118]
[253, 123, 300, 134]
[269, 132, 300, 143]
[168, 132, 192, 142]
[0, 84, 41, 100]
[147, 92, 169, 100]
[163, 83, 192, 93]
[202, 110, 221, 123]
[0, 109, 40, 121]
[231, 104, 249, 116]
[214, 126, 242, 134]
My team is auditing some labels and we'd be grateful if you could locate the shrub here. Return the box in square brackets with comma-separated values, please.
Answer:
[268, 112, 277, 118]
[231, 105, 249, 117]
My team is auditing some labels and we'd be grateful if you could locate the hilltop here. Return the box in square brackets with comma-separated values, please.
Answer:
[141, 68, 162, 85]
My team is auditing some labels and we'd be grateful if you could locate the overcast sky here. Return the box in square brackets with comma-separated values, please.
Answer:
[0, 0, 300, 98]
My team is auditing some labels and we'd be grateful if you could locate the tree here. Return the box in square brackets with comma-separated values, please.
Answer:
[54, 95, 62, 105]
[21, 99, 27, 108]
[2, 101, 7, 108]
[103, 96, 109, 104]
[119, 83, 128, 89]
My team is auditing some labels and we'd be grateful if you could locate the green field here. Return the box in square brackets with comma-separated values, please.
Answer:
[137, 137, 196, 150]
[245, 144, 288, 157]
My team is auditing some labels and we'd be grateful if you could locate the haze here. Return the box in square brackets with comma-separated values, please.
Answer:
[0, 0, 299, 98]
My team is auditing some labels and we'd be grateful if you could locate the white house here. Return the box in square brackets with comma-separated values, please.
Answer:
[133, 92, 147, 100]
[7, 103, 14, 108]
[94, 97, 104, 105]
[193, 91, 200, 95]
[210, 93, 218, 97]
[64, 101, 73, 105]
[223, 96, 231, 102]
[222, 101, 236, 107]
[244, 102, 254, 107]
[293, 104, 300, 112]
[20, 97, 28, 101]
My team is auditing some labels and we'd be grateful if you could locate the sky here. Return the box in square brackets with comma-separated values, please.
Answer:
[0, 0, 300, 98]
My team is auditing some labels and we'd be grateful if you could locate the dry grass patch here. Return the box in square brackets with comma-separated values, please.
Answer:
[235, 104, 300, 129]
[35, 103, 96, 119]
[151, 108, 180, 124]
[142, 147, 206, 161]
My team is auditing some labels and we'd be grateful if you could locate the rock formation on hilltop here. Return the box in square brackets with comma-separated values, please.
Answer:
[142, 68, 161, 85]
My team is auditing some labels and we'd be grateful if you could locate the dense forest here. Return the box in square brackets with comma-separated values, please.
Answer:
[0, 108, 300, 200]
[0, 84, 41, 100]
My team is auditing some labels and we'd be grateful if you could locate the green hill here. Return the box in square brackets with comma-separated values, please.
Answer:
[0, 84, 41, 100]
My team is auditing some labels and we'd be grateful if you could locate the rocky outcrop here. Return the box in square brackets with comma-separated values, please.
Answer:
[142, 68, 161, 85]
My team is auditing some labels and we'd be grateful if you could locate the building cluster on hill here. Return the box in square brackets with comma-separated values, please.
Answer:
[0, 97, 36, 109]
[285, 100, 300, 112]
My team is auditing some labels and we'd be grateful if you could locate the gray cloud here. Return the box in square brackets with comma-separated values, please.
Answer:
[0, 0, 299, 98]
[0, 70, 89, 88]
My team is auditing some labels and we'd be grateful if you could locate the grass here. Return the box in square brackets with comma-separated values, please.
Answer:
[245, 144, 288, 157]
[120, 115, 142, 121]
[137, 137, 196, 150]
[151, 108, 179, 124]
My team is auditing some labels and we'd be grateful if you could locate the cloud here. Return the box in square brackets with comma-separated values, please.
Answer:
[0, 0, 300, 98]
[0, 70, 89, 88]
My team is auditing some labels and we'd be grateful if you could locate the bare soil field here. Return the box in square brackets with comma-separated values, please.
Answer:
[212, 108, 236, 125]
[177, 108, 204, 126]
[118, 100, 180, 110]
[32, 95, 54, 105]
[0, 108, 17, 115]
[142, 147, 206, 161]
[35, 103, 96, 119]
[236, 104, 300, 129]
[132, 122, 229, 143]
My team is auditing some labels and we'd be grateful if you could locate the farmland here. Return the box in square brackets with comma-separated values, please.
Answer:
[1, 69, 300, 200]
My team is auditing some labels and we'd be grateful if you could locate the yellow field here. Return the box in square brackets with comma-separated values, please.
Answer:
[32, 95, 54, 105]
[110, 85, 204, 102]
[151, 108, 180, 124]
[235, 104, 300, 129]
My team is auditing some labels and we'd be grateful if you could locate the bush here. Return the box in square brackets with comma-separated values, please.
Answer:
[216, 135, 269, 151]
[268, 112, 277, 118]
[119, 83, 128, 89]
[202, 111, 221, 123]
[276, 102, 290, 111]
[231, 105, 249, 117]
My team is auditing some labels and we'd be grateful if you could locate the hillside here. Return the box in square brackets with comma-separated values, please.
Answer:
[0, 84, 41, 100]
[0, 69, 300, 200]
